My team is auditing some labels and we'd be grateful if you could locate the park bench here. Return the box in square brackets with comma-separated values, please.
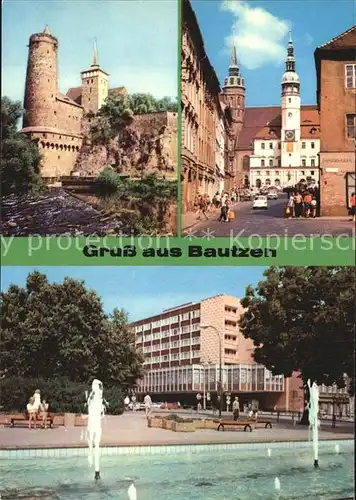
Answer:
[216, 420, 254, 432]
[254, 418, 273, 428]
[8, 412, 54, 428]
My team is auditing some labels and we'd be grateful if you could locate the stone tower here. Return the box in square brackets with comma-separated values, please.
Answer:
[222, 36, 246, 139]
[23, 25, 58, 128]
[81, 40, 109, 113]
[281, 31, 301, 168]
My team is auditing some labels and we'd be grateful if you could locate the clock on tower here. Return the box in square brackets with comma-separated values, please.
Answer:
[285, 130, 295, 141]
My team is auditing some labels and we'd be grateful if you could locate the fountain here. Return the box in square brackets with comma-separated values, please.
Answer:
[267, 448, 272, 457]
[85, 379, 108, 481]
[307, 379, 319, 468]
[274, 477, 281, 490]
[335, 444, 340, 454]
[128, 482, 137, 499]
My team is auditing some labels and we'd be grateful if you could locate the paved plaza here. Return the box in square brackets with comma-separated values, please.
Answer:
[183, 195, 354, 237]
[0, 411, 353, 449]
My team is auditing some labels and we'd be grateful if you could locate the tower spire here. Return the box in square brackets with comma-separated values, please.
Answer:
[92, 38, 99, 67]
[230, 27, 238, 69]
[43, 25, 51, 35]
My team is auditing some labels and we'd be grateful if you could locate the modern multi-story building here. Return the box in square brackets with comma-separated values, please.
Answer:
[133, 295, 289, 410]
[314, 26, 356, 216]
[132, 294, 351, 414]
[181, 0, 233, 213]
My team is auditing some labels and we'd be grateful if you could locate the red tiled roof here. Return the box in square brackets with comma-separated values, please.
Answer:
[109, 86, 128, 96]
[66, 87, 83, 105]
[236, 105, 320, 148]
[316, 25, 356, 51]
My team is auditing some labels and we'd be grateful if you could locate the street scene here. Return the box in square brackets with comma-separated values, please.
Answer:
[1, 0, 178, 236]
[0, 265, 354, 498]
[181, 0, 355, 236]
[183, 191, 355, 237]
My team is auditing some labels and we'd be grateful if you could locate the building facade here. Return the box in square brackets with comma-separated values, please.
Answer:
[133, 295, 290, 410]
[314, 26, 356, 216]
[132, 294, 351, 413]
[247, 36, 320, 189]
[181, 0, 232, 213]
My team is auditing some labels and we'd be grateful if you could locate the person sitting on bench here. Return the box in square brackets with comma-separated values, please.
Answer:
[26, 397, 37, 429]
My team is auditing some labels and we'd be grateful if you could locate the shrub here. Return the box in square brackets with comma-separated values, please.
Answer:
[95, 167, 125, 197]
[0, 377, 124, 415]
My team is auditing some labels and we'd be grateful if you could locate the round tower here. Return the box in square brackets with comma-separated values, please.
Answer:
[23, 25, 58, 128]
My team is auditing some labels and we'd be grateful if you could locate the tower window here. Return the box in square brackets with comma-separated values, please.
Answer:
[58, 155, 60, 159]
[311, 142, 315, 149]
[261, 143, 265, 149]
[288, 98, 291, 103]
[269, 143, 273, 149]
[90, 88, 92, 93]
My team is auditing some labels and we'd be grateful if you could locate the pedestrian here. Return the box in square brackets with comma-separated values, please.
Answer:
[349, 192, 356, 222]
[124, 396, 130, 411]
[232, 397, 240, 421]
[310, 197, 317, 218]
[144, 392, 152, 419]
[27, 397, 37, 429]
[286, 194, 294, 218]
[294, 192, 303, 218]
[303, 191, 312, 218]
[218, 201, 229, 222]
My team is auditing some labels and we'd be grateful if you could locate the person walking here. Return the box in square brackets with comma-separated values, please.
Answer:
[144, 393, 152, 419]
[310, 197, 317, 218]
[287, 194, 294, 218]
[124, 396, 130, 411]
[349, 192, 356, 222]
[232, 397, 240, 421]
[27, 397, 37, 429]
[40, 399, 49, 429]
[294, 192, 303, 218]
[218, 201, 229, 222]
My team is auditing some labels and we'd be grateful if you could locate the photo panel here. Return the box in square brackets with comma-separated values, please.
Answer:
[181, 0, 356, 239]
[1, 0, 180, 237]
[0, 265, 354, 498]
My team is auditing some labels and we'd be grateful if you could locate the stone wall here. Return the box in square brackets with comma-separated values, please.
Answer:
[73, 111, 177, 179]
[55, 97, 83, 136]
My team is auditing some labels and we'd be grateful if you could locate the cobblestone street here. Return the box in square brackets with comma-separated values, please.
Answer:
[183, 195, 354, 238]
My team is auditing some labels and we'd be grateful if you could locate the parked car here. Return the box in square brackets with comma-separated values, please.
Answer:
[267, 190, 278, 200]
[253, 195, 268, 209]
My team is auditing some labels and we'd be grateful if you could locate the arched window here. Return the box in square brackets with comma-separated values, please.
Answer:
[265, 178, 271, 186]
[256, 179, 261, 188]
[261, 159, 265, 167]
[275, 179, 281, 186]
[244, 175, 249, 188]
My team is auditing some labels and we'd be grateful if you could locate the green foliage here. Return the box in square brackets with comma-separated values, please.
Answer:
[127, 173, 177, 203]
[0, 376, 124, 414]
[0, 271, 144, 389]
[96, 167, 126, 197]
[239, 267, 355, 392]
[1, 97, 45, 196]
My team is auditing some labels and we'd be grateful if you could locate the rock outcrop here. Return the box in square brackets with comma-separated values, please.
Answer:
[73, 111, 177, 179]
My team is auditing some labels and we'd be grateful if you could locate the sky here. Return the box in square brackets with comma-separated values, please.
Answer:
[192, 0, 355, 106]
[2, 0, 178, 104]
[1, 266, 266, 322]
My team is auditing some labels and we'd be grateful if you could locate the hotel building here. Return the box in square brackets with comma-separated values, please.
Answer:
[132, 294, 350, 414]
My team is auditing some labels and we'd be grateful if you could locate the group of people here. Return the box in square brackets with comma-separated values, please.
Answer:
[194, 189, 239, 222]
[124, 393, 153, 419]
[232, 398, 259, 421]
[26, 389, 49, 429]
[286, 190, 319, 218]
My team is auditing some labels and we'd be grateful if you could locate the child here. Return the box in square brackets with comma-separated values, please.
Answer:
[40, 399, 49, 429]
[218, 202, 229, 222]
[27, 397, 37, 429]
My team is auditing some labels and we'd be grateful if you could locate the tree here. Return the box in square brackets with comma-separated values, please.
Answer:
[1, 97, 44, 196]
[239, 267, 355, 424]
[0, 271, 144, 389]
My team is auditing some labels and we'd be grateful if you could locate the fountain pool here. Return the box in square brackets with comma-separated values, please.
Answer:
[0, 440, 353, 500]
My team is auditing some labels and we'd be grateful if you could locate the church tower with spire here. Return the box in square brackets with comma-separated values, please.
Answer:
[281, 31, 301, 168]
[222, 35, 246, 139]
[81, 40, 109, 113]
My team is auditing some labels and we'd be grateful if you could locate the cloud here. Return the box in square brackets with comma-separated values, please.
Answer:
[221, 0, 291, 70]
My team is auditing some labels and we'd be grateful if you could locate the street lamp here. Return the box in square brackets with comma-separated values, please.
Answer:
[201, 324, 223, 418]
[202, 359, 212, 410]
